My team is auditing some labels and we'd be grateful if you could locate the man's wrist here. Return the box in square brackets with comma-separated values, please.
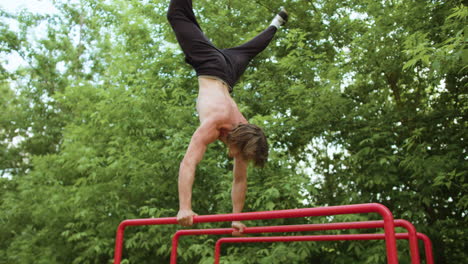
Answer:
[179, 203, 193, 210]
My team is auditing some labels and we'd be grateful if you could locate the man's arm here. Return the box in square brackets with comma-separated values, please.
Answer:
[231, 156, 248, 235]
[177, 120, 219, 226]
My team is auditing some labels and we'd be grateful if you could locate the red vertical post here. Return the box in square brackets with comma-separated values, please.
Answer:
[417, 233, 434, 264]
[394, 220, 420, 264]
[377, 205, 398, 264]
[170, 233, 180, 264]
[113, 222, 126, 264]
[170, 229, 230, 264]
[113, 217, 177, 264]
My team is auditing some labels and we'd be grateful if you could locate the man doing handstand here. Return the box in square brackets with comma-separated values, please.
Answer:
[167, 0, 288, 233]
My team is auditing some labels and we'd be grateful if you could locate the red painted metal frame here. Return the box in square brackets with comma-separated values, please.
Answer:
[113, 203, 398, 264]
[170, 220, 420, 264]
[214, 232, 433, 264]
[417, 233, 434, 264]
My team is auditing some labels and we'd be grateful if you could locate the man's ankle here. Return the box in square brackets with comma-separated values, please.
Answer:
[270, 8, 288, 28]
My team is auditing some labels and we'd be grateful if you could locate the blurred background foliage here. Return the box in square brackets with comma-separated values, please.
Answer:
[0, 0, 466, 263]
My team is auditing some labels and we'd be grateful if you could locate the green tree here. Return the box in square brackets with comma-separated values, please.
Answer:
[278, 1, 467, 263]
[1, 0, 466, 263]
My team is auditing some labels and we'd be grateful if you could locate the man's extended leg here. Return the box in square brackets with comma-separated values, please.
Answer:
[167, 0, 217, 67]
[225, 26, 277, 64]
[167, 0, 232, 86]
[223, 9, 288, 85]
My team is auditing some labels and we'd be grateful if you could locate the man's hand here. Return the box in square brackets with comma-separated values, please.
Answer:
[231, 221, 247, 236]
[177, 209, 197, 226]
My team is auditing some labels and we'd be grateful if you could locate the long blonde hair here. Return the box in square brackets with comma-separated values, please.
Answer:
[227, 124, 268, 167]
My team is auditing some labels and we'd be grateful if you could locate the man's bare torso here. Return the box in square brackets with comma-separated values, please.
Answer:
[197, 77, 247, 142]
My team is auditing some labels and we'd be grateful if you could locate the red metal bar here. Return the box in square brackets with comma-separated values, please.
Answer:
[417, 233, 434, 264]
[114, 217, 176, 263]
[171, 228, 232, 264]
[214, 233, 431, 264]
[113, 203, 398, 264]
[395, 220, 420, 264]
[170, 220, 419, 264]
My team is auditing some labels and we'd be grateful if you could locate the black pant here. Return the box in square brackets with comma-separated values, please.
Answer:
[167, 0, 277, 92]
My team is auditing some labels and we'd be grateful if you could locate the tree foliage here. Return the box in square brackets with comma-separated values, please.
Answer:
[0, 0, 466, 263]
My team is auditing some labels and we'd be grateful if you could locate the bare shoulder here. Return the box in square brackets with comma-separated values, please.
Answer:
[193, 119, 222, 145]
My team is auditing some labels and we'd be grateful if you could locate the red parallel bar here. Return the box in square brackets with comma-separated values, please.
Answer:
[417, 233, 434, 264]
[214, 233, 432, 264]
[396, 220, 420, 264]
[170, 220, 419, 264]
[113, 203, 398, 264]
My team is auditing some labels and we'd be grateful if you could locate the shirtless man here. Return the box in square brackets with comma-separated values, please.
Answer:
[167, 0, 288, 233]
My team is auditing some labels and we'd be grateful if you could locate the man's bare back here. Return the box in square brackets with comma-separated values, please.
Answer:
[197, 77, 248, 141]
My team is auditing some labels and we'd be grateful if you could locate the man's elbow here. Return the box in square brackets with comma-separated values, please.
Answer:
[180, 158, 196, 172]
